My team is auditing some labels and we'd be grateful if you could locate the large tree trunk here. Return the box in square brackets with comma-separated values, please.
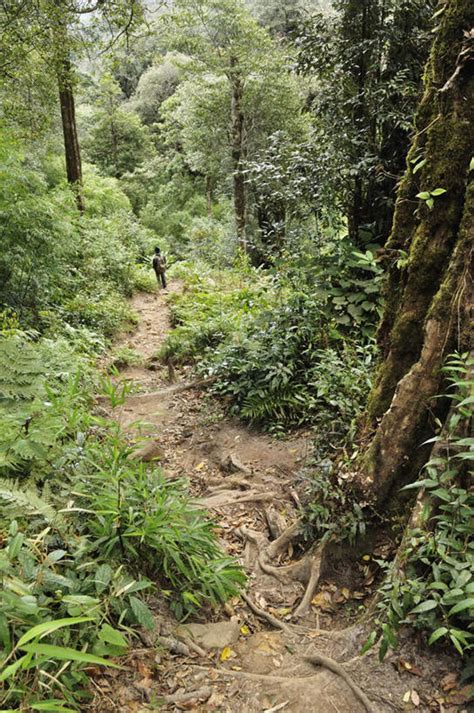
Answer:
[230, 59, 247, 252]
[58, 58, 84, 213]
[358, 0, 474, 507]
[52, 2, 84, 213]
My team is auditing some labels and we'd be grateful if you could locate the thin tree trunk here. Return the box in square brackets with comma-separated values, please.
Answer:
[52, 2, 84, 213]
[230, 58, 246, 252]
[58, 59, 84, 212]
[206, 175, 213, 216]
[358, 0, 474, 507]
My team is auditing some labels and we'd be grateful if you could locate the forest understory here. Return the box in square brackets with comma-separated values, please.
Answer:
[89, 285, 469, 713]
[0, 0, 472, 711]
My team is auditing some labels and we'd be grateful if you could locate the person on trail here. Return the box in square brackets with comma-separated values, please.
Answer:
[152, 246, 167, 289]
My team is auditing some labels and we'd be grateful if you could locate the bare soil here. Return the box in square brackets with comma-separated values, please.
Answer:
[91, 285, 468, 713]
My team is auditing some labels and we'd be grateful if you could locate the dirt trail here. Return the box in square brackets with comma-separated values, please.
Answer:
[95, 286, 462, 713]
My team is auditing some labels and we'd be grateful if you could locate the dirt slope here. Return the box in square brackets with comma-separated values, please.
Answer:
[92, 285, 465, 713]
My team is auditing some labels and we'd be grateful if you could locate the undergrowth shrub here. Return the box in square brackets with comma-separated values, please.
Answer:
[77, 435, 246, 619]
[160, 261, 272, 364]
[0, 132, 154, 342]
[0, 331, 245, 708]
[365, 353, 474, 660]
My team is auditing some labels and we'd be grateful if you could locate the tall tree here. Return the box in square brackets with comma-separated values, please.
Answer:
[357, 0, 473, 507]
[0, 0, 145, 211]
[164, 0, 279, 252]
[296, 0, 436, 246]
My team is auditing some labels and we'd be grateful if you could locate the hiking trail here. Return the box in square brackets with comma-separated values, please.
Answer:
[92, 284, 460, 713]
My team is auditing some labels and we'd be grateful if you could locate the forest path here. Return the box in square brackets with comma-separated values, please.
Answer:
[95, 283, 451, 713]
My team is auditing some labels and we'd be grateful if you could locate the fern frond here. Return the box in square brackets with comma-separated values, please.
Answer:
[0, 478, 59, 523]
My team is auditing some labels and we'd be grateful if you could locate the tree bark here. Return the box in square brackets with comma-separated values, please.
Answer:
[357, 0, 474, 507]
[230, 58, 247, 252]
[58, 58, 84, 213]
[53, 2, 84, 213]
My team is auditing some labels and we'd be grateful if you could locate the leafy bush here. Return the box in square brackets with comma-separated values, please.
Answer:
[0, 519, 152, 710]
[207, 290, 375, 432]
[0, 132, 154, 342]
[160, 261, 272, 364]
[366, 353, 474, 660]
[0, 331, 245, 707]
[76, 439, 246, 619]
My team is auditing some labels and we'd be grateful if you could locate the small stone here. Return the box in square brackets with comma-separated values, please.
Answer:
[176, 620, 240, 650]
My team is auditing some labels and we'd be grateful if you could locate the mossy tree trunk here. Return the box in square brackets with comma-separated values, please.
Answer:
[357, 0, 473, 507]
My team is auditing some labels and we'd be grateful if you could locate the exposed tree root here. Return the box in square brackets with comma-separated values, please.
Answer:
[98, 376, 218, 405]
[304, 655, 378, 713]
[239, 520, 326, 618]
[266, 518, 303, 559]
[241, 593, 295, 635]
[163, 686, 212, 704]
[202, 491, 277, 509]
[192, 656, 377, 713]
[292, 544, 324, 618]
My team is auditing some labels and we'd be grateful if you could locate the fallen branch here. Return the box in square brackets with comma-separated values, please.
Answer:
[157, 635, 191, 657]
[163, 686, 212, 704]
[304, 654, 378, 713]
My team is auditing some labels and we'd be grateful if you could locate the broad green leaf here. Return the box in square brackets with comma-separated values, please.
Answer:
[430, 188, 446, 196]
[359, 630, 377, 655]
[94, 564, 112, 594]
[416, 191, 430, 200]
[410, 600, 438, 614]
[129, 596, 155, 630]
[448, 598, 474, 615]
[17, 617, 94, 648]
[428, 627, 448, 645]
[98, 624, 128, 649]
[20, 643, 119, 667]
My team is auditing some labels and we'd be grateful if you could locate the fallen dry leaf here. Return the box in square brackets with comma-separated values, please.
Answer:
[440, 672, 459, 691]
[411, 689, 420, 707]
[220, 646, 236, 662]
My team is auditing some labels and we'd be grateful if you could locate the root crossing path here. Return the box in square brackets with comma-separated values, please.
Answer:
[95, 286, 452, 713]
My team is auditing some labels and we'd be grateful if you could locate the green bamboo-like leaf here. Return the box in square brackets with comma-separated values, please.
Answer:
[20, 643, 119, 667]
[428, 627, 448, 645]
[17, 617, 94, 648]
[448, 598, 474, 616]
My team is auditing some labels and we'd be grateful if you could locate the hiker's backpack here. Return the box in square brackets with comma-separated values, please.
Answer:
[153, 254, 166, 271]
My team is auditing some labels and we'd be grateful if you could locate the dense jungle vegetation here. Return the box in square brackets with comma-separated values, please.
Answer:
[0, 0, 472, 710]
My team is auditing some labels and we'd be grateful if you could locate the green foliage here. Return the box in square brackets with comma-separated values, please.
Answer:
[366, 353, 474, 660]
[76, 444, 246, 619]
[301, 461, 367, 544]
[0, 129, 152, 341]
[0, 519, 152, 710]
[0, 330, 245, 708]
[0, 333, 91, 477]
[208, 292, 376, 431]
[160, 261, 272, 364]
